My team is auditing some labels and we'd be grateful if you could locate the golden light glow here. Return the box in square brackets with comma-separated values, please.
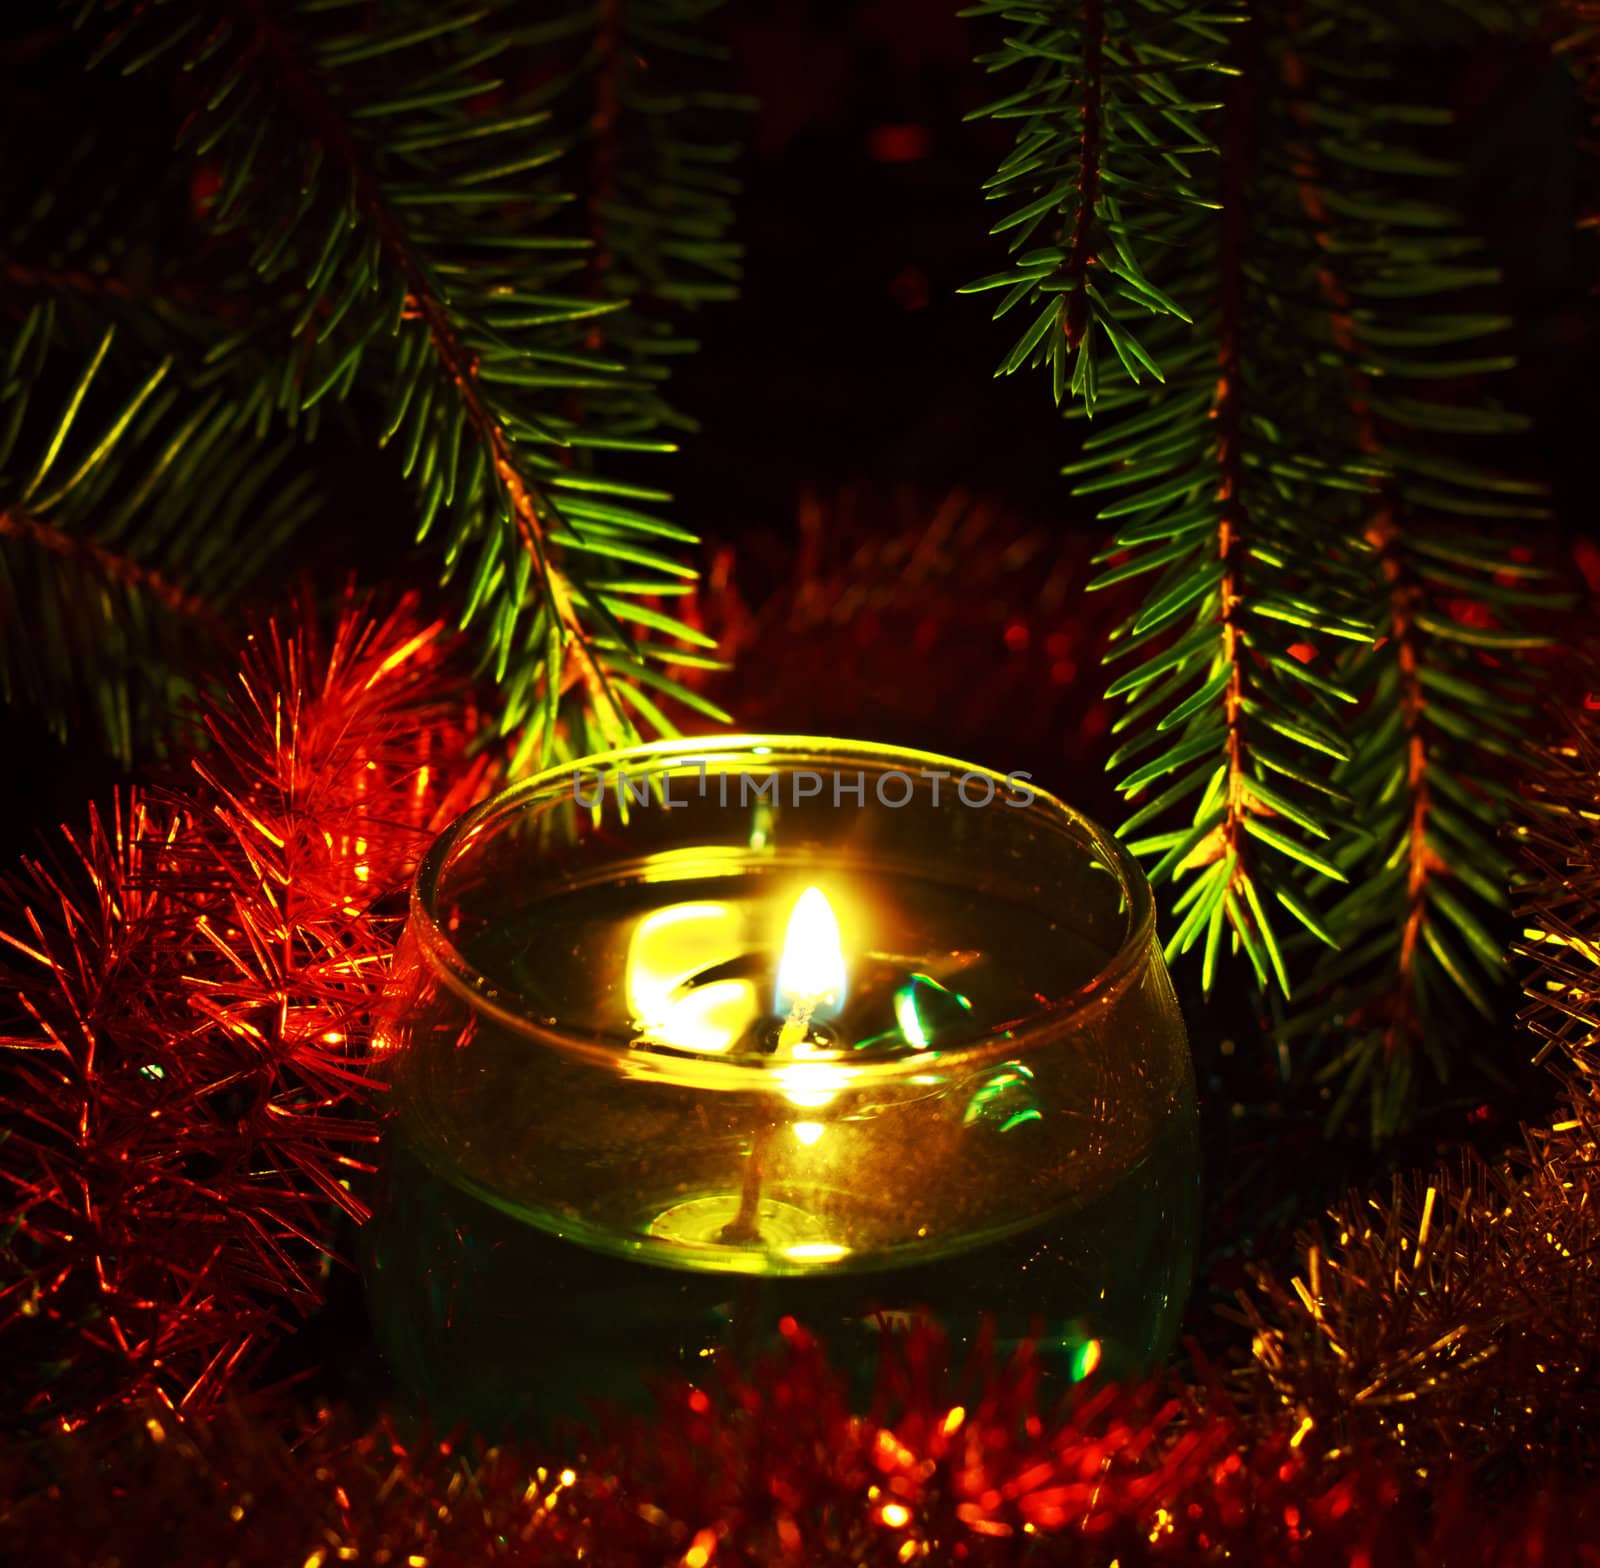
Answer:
[783, 1240, 850, 1263]
[652, 980, 758, 1054]
[682, 1527, 718, 1568]
[626, 901, 758, 1053]
[776, 1047, 854, 1109]
[775, 885, 846, 1014]
[628, 902, 737, 1019]
[1522, 926, 1600, 963]
[792, 1120, 826, 1146]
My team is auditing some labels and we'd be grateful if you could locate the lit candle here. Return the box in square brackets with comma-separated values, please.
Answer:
[365, 737, 1199, 1436]
[719, 886, 847, 1245]
[772, 885, 846, 1049]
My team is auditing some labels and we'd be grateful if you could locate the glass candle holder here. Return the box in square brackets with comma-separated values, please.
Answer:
[362, 737, 1198, 1434]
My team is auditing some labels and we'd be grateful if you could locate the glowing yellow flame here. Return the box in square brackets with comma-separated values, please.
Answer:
[792, 1121, 826, 1146]
[775, 886, 846, 1013]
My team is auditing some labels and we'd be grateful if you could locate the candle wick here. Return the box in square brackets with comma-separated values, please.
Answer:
[720, 992, 819, 1246]
[770, 994, 817, 1055]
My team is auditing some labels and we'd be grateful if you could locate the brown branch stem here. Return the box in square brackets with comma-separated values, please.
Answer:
[1280, 28, 1433, 1053]
[232, 0, 625, 739]
[1215, 25, 1255, 867]
[1061, 0, 1105, 352]
[0, 509, 219, 629]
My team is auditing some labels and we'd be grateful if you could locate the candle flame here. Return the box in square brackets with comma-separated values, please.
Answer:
[775, 886, 846, 1014]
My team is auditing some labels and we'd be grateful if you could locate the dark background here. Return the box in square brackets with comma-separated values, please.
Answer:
[1, 1, 1595, 1342]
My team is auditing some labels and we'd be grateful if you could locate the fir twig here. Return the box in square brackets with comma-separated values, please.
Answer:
[1263, 4, 1558, 1136]
[967, 0, 1557, 1135]
[232, 0, 628, 740]
[0, 304, 312, 758]
[73, 0, 743, 768]
[961, 0, 1222, 409]
[0, 507, 216, 627]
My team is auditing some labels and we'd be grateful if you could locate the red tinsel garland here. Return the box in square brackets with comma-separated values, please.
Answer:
[692, 484, 1127, 778]
[0, 589, 490, 1425]
[4, 1322, 1600, 1567]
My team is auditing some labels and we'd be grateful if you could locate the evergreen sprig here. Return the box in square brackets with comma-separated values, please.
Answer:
[0, 129, 318, 759]
[1251, 4, 1560, 1136]
[92, 0, 742, 771]
[967, 0, 1558, 1134]
[0, 316, 314, 761]
[35, 0, 740, 770]
[959, 0, 1235, 411]
[476, 0, 747, 768]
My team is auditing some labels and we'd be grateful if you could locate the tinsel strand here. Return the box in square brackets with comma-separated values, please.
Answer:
[4, 1322, 1600, 1567]
[1515, 706, 1600, 1079]
[0, 588, 488, 1425]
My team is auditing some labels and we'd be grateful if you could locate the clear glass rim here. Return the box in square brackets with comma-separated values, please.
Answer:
[405, 735, 1159, 1086]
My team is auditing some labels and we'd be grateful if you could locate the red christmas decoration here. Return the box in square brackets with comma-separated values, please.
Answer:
[0, 589, 490, 1426]
[4, 1322, 1600, 1567]
[692, 484, 1126, 781]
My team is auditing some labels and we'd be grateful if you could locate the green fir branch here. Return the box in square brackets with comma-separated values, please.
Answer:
[0, 314, 312, 760]
[85, 0, 740, 768]
[0, 83, 356, 751]
[1256, 3, 1560, 1139]
[961, 0, 1235, 411]
[495, 0, 747, 769]
[967, 3, 1376, 1002]
[968, 0, 1556, 1136]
